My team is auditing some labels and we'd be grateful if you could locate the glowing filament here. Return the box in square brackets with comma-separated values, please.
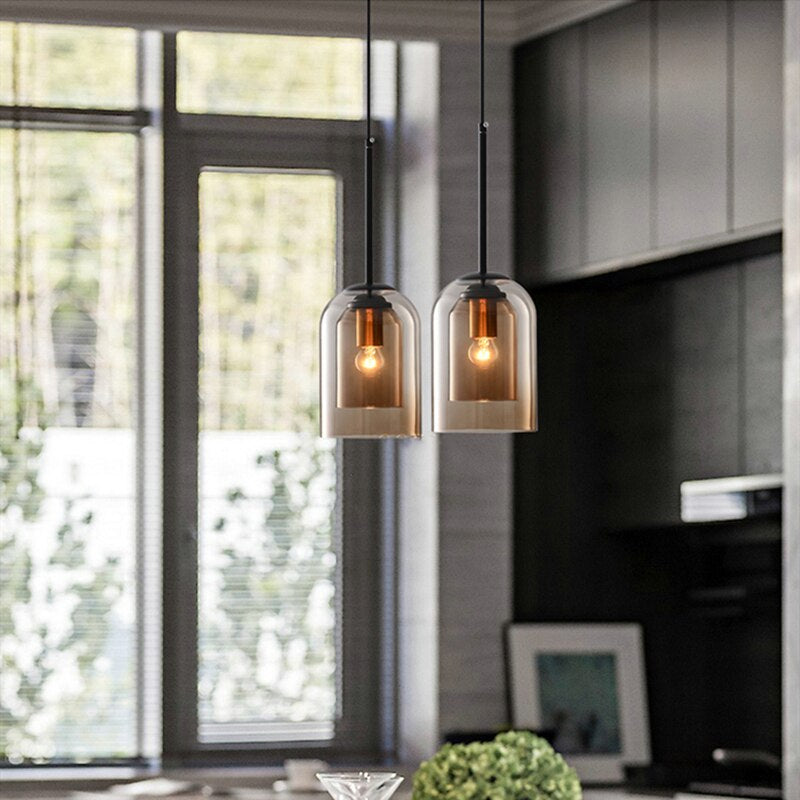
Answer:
[468, 336, 499, 367]
[355, 345, 385, 375]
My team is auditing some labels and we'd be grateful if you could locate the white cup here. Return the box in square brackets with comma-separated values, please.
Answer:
[285, 759, 329, 791]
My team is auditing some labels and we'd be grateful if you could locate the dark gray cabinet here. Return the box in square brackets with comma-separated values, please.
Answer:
[585, 1, 652, 263]
[655, 0, 728, 246]
[732, 0, 784, 230]
[670, 266, 741, 482]
[515, 27, 582, 276]
[513, 255, 784, 766]
[742, 254, 783, 474]
[515, 0, 783, 285]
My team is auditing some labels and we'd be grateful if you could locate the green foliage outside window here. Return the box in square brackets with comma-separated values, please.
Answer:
[178, 32, 363, 119]
[0, 22, 136, 109]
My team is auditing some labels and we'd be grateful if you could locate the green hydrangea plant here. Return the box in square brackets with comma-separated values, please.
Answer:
[412, 731, 581, 800]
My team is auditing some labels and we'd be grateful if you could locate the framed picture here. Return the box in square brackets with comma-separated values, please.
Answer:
[506, 623, 650, 783]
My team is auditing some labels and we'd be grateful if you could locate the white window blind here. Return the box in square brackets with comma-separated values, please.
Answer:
[0, 126, 142, 762]
[196, 170, 339, 744]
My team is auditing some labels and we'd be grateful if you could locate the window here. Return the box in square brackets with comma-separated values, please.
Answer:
[0, 23, 136, 108]
[176, 32, 363, 118]
[197, 170, 337, 743]
[1, 21, 388, 766]
[0, 121, 139, 763]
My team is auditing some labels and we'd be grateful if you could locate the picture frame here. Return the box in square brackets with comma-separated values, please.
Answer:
[506, 623, 650, 783]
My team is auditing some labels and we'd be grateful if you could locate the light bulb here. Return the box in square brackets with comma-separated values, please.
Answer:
[354, 345, 385, 375]
[468, 336, 499, 367]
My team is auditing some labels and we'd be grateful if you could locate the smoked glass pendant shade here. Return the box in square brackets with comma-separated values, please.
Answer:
[433, 274, 537, 432]
[320, 284, 420, 437]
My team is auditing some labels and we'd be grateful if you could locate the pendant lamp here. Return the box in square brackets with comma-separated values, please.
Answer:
[320, 0, 421, 438]
[432, 0, 537, 433]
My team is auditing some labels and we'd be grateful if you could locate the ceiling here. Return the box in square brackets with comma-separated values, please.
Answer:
[0, 0, 632, 43]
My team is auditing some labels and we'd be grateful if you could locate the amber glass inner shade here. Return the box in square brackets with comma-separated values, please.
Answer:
[336, 305, 402, 408]
[449, 297, 516, 402]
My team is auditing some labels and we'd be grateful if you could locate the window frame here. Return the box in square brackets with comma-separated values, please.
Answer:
[162, 32, 388, 760]
[0, 25, 394, 768]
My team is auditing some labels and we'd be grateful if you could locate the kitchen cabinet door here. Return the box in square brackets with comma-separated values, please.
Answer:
[585, 1, 652, 263]
[732, 0, 783, 230]
[742, 254, 783, 474]
[656, 0, 728, 246]
[670, 267, 741, 483]
[515, 26, 582, 282]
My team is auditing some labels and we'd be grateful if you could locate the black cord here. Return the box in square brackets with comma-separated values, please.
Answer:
[480, 0, 485, 124]
[365, 0, 374, 289]
[479, 0, 487, 279]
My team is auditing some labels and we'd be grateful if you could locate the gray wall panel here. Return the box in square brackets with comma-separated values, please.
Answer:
[585, 1, 652, 262]
[397, 38, 514, 760]
[655, 0, 729, 245]
[437, 41, 514, 741]
[732, 0, 784, 229]
[743, 254, 783, 473]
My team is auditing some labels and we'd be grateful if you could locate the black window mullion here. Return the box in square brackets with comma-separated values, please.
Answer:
[161, 30, 201, 762]
[0, 105, 150, 132]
